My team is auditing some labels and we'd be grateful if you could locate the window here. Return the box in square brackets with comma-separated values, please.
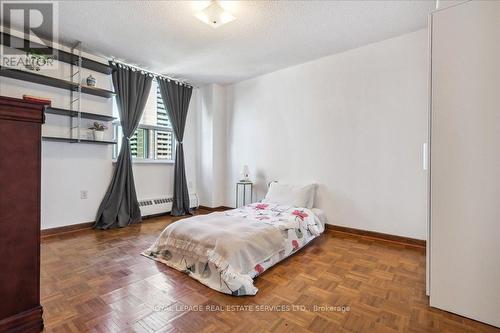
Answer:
[113, 80, 174, 162]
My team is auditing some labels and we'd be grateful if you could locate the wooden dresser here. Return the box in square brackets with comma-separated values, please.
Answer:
[0, 96, 45, 332]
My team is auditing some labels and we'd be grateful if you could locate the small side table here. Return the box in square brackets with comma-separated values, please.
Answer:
[236, 181, 253, 208]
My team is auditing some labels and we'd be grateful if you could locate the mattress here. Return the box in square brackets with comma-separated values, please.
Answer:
[142, 203, 326, 296]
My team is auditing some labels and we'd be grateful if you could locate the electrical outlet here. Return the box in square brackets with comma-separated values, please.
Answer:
[188, 181, 193, 190]
[80, 190, 88, 199]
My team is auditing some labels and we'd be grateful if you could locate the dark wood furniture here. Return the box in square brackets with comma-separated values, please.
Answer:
[0, 96, 45, 332]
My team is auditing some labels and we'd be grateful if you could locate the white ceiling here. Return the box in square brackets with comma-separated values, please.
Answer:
[9, 1, 440, 85]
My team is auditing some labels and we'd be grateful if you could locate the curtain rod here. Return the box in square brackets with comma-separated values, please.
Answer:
[110, 59, 194, 88]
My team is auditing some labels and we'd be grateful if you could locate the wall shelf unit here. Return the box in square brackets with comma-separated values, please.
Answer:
[42, 136, 117, 145]
[44, 106, 116, 122]
[0, 32, 112, 75]
[0, 66, 115, 98]
[1, 38, 116, 145]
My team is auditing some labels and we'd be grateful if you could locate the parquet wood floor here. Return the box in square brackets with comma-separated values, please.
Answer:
[40, 211, 499, 333]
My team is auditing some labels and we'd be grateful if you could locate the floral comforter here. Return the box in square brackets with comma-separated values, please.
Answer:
[142, 203, 325, 296]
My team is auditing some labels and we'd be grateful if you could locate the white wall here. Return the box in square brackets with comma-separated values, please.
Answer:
[196, 84, 227, 207]
[224, 29, 428, 239]
[0, 28, 198, 229]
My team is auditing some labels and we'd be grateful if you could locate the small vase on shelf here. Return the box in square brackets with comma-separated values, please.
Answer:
[93, 130, 104, 141]
[86, 75, 96, 87]
[88, 122, 107, 141]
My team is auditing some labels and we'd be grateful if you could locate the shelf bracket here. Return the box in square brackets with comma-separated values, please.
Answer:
[70, 41, 82, 143]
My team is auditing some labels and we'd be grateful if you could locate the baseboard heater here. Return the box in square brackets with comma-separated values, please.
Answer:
[139, 193, 199, 217]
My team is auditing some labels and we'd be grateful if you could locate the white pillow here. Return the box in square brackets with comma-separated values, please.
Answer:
[262, 182, 316, 208]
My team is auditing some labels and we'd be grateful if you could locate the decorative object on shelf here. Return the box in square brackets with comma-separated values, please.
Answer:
[236, 181, 253, 208]
[24, 51, 50, 71]
[86, 74, 96, 87]
[94, 131, 104, 141]
[240, 165, 250, 182]
[88, 121, 107, 141]
[22, 94, 51, 106]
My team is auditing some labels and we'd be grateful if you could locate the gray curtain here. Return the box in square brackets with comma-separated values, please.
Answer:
[158, 79, 193, 216]
[94, 63, 153, 229]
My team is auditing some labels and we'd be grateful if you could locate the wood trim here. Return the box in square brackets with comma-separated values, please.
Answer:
[0, 306, 43, 333]
[198, 205, 233, 212]
[40, 207, 215, 238]
[41, 221, 94, 238]
[35, 126, 42, 326]
[197, 207, 422, 248]
[325, 224, 426, 248]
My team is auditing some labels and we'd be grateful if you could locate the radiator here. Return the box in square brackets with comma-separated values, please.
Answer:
[139, 193, 199, 216]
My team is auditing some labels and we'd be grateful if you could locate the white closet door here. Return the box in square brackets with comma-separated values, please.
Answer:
[430, 1, 500, 327]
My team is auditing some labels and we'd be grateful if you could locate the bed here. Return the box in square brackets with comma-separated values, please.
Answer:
[142, 183, 325, 296]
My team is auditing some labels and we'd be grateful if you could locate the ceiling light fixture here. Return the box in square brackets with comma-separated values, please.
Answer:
[195, 1, 236, 28]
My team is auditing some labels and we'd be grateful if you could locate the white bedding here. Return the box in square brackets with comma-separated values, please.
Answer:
[142, 203, 325, 295]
